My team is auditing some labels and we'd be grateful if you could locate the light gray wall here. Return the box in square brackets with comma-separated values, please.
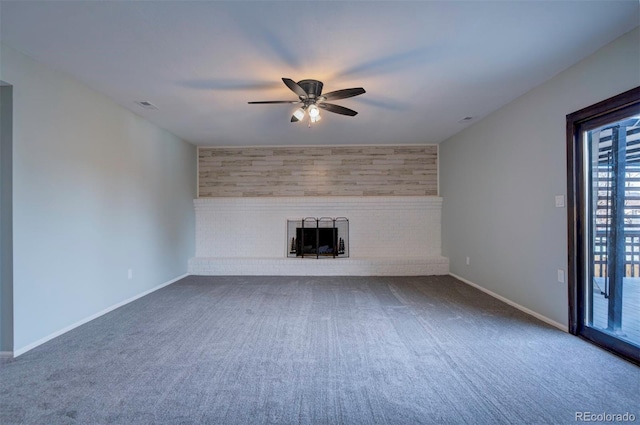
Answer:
[0, 44, 197, 354]
[440, 28, 640, 327]
[0, 83, 13, 353]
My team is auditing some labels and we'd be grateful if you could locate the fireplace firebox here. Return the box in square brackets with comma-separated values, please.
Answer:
[287, 217, 349, 258]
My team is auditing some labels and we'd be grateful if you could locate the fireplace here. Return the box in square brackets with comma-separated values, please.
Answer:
[190, 196, 449, 275]
[287, 217, 349, 258]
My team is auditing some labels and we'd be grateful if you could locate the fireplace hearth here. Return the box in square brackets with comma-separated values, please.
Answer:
[287, 217, 349, 258]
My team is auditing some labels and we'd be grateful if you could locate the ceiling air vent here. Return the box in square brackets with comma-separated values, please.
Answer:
[135, 101, 159, 110]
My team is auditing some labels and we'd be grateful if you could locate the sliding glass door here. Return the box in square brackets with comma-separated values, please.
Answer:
[568, 87, 640, 364]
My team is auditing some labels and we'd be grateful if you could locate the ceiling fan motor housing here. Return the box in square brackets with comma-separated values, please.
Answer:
[298, 79, 323, 100]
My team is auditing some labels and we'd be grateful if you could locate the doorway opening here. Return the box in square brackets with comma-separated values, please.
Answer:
[0, 81, 14, 357]
[567, 86, 640, 364]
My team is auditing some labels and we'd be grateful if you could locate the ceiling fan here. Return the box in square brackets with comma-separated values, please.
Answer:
[248, 78, 366, 123]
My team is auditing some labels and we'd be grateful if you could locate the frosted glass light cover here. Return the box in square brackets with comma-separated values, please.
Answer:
[293, 108, 305, 120]
[308, 105, 320, 118]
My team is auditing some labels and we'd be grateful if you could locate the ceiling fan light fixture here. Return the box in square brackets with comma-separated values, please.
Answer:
[308, 104, 320, 118]
[310, 114, 321, 123]
[293, 107, 306, 121]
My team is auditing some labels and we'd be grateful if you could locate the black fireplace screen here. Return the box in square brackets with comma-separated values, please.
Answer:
[287, 217, 349, 258]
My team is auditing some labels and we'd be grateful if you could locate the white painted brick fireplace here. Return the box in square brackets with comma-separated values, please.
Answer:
[189, 196, 449, 276]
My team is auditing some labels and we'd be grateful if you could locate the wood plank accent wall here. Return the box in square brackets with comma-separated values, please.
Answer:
[198, 145, 438, 197]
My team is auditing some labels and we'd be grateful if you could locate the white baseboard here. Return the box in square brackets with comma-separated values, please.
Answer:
[0, 351, 13, 360]
[449, 272, 568, 332]
[13, 273, 189, 357]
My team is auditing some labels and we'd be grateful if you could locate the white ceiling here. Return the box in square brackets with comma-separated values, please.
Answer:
[1, 1, 638, 147]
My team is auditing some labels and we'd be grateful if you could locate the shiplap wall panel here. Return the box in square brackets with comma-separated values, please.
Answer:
[198, 145, 437, 197]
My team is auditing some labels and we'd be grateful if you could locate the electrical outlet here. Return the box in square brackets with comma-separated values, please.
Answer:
[466, 257, 470, 266]
[557, 269, 565, 283]
[128, 269, 133, 280]
[555, 195, 565, 208]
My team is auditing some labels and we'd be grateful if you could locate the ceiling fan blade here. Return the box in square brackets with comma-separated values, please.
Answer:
[319, 103, 358, 117]
[291, 115, 300, 122]
[282, 78, 308, 99]
[248, 100, 300, 104]
[321, 87, 366, 101]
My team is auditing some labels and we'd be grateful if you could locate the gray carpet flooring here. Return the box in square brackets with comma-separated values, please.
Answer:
[0, 275, 638, 424]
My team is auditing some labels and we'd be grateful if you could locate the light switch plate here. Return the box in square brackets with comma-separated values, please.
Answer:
[555, 195, 565, 208]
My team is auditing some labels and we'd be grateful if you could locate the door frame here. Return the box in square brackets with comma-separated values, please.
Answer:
[0, 82, 13, 357]
[566, 86, 640, 365]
